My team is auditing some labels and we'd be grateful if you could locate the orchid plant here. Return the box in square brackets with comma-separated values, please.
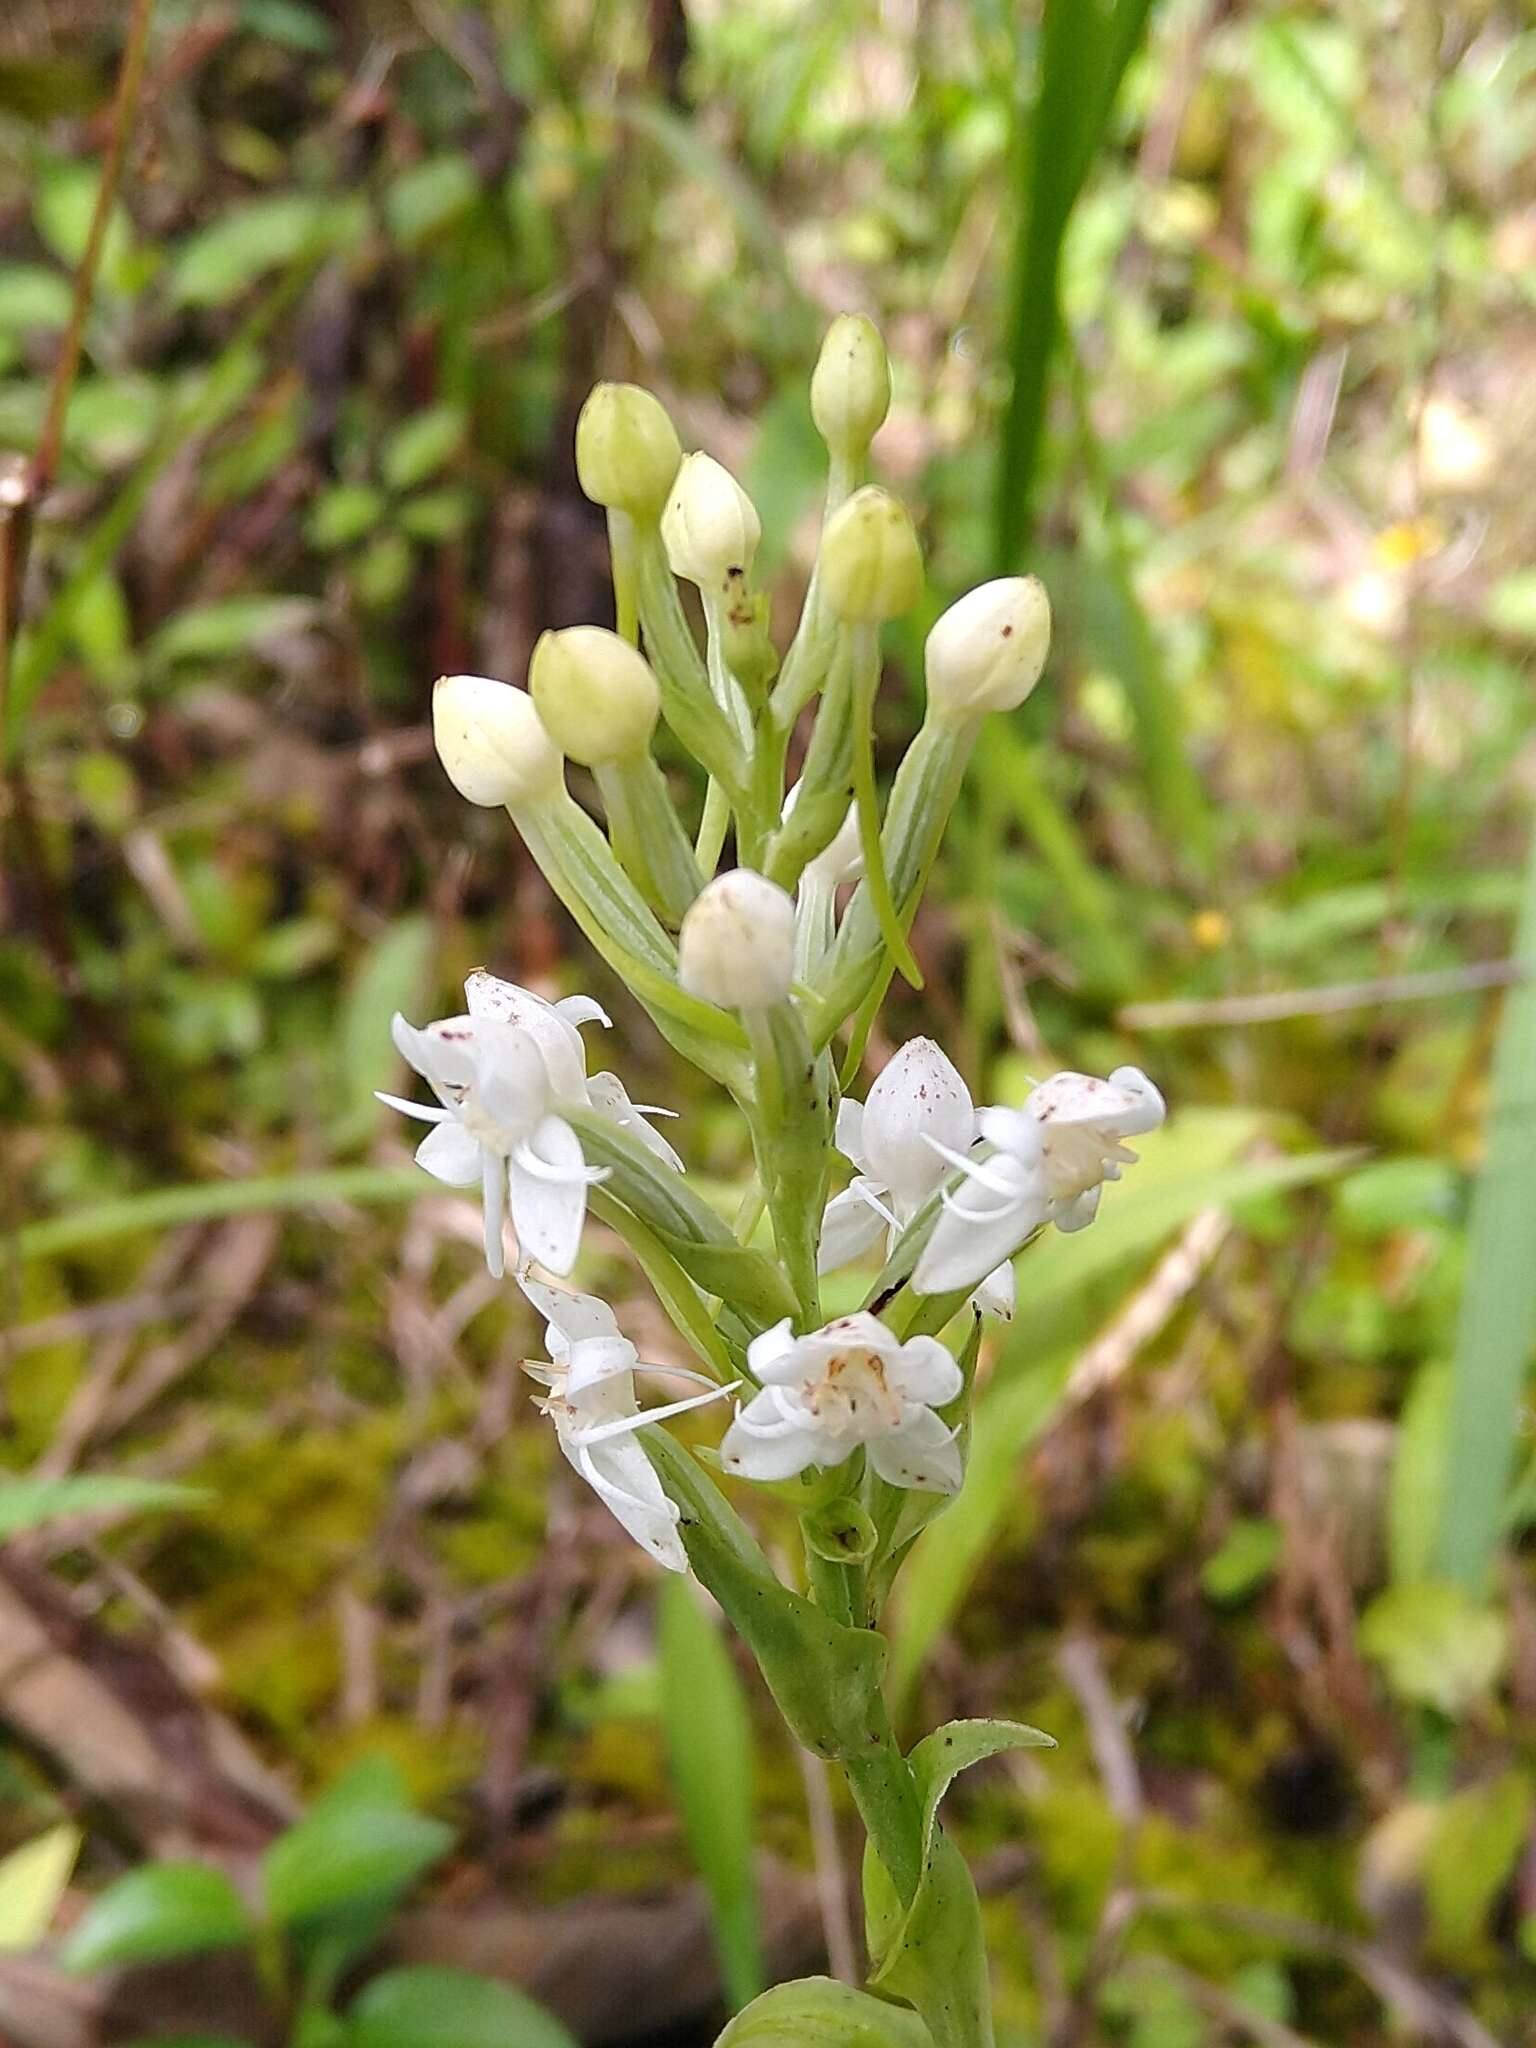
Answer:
[383, 317, 1164, 2048]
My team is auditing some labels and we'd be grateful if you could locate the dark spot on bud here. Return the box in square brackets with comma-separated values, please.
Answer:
[1001, 623, 1013, 637]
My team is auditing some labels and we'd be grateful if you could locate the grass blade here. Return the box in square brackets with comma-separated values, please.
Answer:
[1433, 810, 1536, 1590]
[993, 0, 1157, 568]
[658, 1575, 763, 2011]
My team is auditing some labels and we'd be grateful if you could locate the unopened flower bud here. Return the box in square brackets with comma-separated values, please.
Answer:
[529, 626, 660, 766]
[661, 453, 761, 591]
[820, 486, 922, 622]
[433, 674, 563, 809]
[810, 314, 891, 459]
[924, 576, 1052, 723]
[677, 868, 795, 1010]
[575, 383, 683, 522]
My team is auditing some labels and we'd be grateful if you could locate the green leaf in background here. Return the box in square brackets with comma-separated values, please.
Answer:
[61, 1863, 253, 1973]
[380, 407, 466, 494]
[0, 1476, 206, 1540]
[383, 155, 480, 247]
[1200, 1518, 1282, 1605]
[147, 595, 320, 669]
[0, 1825, 80, 1952]
[333, 916, 434, 1147]
[716, 1976, 932, 2048]
[263, 1767, 452, 1927]
[1433, 809, 1536, 1591]
[307, 483, 387, 552]
[658, 1576, 763, 2011]
[0, 262, 73, 331]
[17, 1166, 426, 1263]
[1388, 1361, 1451, 1585]
[1359, 1580, 1507, 1716]
[169, 193, 360, 307]
[349, 1965, 579, 2048]
[1422, 1772, 1533, 1958]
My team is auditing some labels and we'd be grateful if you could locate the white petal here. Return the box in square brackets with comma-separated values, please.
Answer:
[861, 1038, 976, 1208]
[794, 1311, 901, 1371]
[473, 1018, 559, 1132]
[415, 1119, 482, 1187]
[376, 1090, 452, 1123]
[507, 1115, 589, 1274]
[912, 1160, 1047, 1295]
[576, 1382, 729, 1442]
[481, 1154, 507, 1279]
[745, 1318, 801, 1385]
[890, 1334, 963, 1407]
[556, 993, 612, 1031]
[466, 976, 590, 1103]
[974, 1261, 1015, 1320]
[867, 1405, 963, 1494]
[587, 1070, 684, 1173]
[575, 1439, 688, 1572]
[1107, 1066, 1166, 1135]
[392, 1011, 475, 1098]
[834, 1097, 866, 1168]
[518, 1270, 624, 1349]
[816, 1180, 891, 1272]
[1054, 1185, 1102, 1232]
[977, 1105, 1046, 1166]
[720, 1410, 826, 1482]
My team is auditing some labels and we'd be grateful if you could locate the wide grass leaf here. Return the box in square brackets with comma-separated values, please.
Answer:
[349, 1965, 578, 2048]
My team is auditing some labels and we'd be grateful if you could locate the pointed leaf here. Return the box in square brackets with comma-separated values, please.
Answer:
[62, 1863, 252, 1973]
[717, 1977, 932, 2048]
[349, 1965, 578, 2048]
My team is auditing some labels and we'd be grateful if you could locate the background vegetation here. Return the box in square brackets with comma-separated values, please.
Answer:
[3, 1, 1535, 2043]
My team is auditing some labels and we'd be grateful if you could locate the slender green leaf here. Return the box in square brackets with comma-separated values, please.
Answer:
[1434, 810, 1536, 1589]
[18, 1167, 426, 1262]
[658, 1579, 763, 2011]
[717, 1977, 931, 2048]
[0, 1476, 205, 1540]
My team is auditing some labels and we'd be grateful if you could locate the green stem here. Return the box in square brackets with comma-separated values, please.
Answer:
[847, 620, 923, 989]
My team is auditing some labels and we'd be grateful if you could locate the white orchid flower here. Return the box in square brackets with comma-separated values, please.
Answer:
[519, 1272, 728, 1572]
[380, 970, 681, 1278]
[818, 1038, 1015, 1318]
[721, 1310, 962, 1493]
[914, 1065, 1166, 1296]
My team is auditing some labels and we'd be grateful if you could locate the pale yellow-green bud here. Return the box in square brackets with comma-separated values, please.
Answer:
[575, 382, 683, 522]
[529, 625, 660, 766]
[810, 314, 891, 459]
[432, 674, 563, 809]
[924, 576, 1051, 723]
[661, 452, 761, 591]
[677, 868, 796, 1010]
[819, 486, 922, 623]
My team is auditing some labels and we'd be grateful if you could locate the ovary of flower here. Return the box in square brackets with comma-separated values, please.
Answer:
[380, 971, 681, 1278]
[519, 1271, 729, 1572]
[721, 1312, 963, 1493]
[913, 1065, 1166, 1296]
[818, 1038, 1015, 1319]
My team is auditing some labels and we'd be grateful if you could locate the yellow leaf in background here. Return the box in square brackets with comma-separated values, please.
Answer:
[0, 1825, 80, 1953]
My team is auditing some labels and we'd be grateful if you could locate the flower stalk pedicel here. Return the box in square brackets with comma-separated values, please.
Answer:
[393, 316, 1165, 2048]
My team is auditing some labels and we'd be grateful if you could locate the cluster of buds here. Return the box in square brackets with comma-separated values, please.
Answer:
[384, 317, 1163, 2047]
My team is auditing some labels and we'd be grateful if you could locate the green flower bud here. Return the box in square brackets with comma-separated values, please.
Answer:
[721, 586, 778, 700]
[575, 382, 683, 521]
[661, 452, 762, 592]
[677, 868, 796, 1010]
[432, 673, 563, 809]
[819, 487, 922, 623]
[924, 575, 1051, 723]
[529, 625, 660, 766]
[810, 314, 892, 460]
